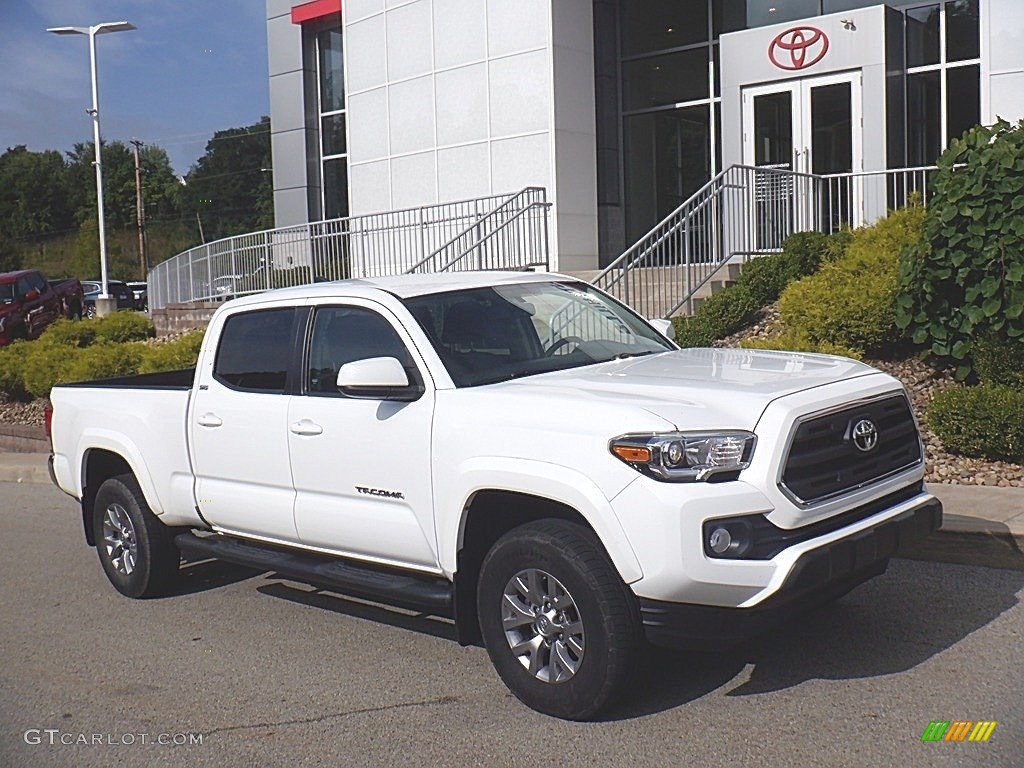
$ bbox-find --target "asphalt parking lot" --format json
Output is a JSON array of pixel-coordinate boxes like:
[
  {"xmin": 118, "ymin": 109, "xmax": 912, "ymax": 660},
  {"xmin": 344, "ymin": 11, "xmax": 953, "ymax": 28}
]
[{"xmin": 1, "ymin": 482, "xmax": 1021, "ymax": 768}]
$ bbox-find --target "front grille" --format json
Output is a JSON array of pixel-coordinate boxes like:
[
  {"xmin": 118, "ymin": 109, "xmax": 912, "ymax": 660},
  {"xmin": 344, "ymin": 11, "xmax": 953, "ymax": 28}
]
[{"xmin": 781, "ymin": 394, "xmax": 922, "ymax": 505}]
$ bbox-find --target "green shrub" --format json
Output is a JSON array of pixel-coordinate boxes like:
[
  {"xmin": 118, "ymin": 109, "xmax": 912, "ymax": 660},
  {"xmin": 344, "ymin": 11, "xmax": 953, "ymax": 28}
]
[
  {"xmin": 66, "ymin": 342, "xmax": 144, "ymax": 384},
  {"xmin": 740, "ymin": 330, "xmax": 859, "ymax": 359},
  {"xmin": 930, "ymin": 384, "xmax": 1024, "ymax": 462},
  {"xmin": 972, "ymin": 331, "xmax": 1024, "ymax": 387},
  {"xmin": 19, "ymin": 339, "xmax": 79, "ymax": 399},
  {"xmin": 671, "ymin": 230, "xmax": 840, "ymax": 347},
  {"xmin": 92, "ymin": 312, "xmax": 154, "ymax": 343},
  {"xmin": 897, "ymin": 119, "xmax": 1024, "ymax": 378},
  {"xmin": 0, "ymin": 342, "xmax": 29, "ymax": 399},
  {"xmin": 774, "ymin": 205, "xmax": 923, "ymax": 357},
  {"xmin": 40, "ymin": 318, "xmax": 96, "ymax": 348},
  {"xmin": 138, "ymin": 331, "xmax": 205, "ymax": 373}
]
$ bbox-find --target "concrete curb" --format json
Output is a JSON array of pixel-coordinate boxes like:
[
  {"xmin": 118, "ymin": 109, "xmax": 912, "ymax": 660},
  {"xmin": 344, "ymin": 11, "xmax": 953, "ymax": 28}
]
[{"xmin": 4, "ymin": 452, "xmax": 1022, "ymax": 569}]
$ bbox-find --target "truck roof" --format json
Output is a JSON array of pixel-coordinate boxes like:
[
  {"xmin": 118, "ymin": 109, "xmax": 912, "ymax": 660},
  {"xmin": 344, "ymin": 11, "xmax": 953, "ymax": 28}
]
[
  {"xmin": 226, "ymin": 270, "xmax": 576, "ymax": 307},
  {"xmin": 0, "ymin": 269, "xmax": 36, "ymax": 284}
]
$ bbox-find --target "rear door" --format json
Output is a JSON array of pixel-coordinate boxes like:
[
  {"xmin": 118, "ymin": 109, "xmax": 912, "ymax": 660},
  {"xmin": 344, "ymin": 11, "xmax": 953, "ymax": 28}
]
[
  {"xmin": 189, "ymin": 306, "xmax": 302, "ymax": 541},
  {"xmin": 287, "ymin": 300, "xmax": 439, "ymax": 570}
]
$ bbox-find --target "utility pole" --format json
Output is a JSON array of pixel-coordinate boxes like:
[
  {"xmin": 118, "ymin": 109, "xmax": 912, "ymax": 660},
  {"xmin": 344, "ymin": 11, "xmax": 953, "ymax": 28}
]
[{"xmin": 129, "ymin": 138, "xmax": 147, "ymax": 278}]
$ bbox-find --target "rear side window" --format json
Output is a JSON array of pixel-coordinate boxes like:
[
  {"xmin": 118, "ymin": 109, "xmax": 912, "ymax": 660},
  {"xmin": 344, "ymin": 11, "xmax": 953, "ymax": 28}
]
[{"xmin": 214, "ymin": 308, "xmax": 295, "ymax": 392}]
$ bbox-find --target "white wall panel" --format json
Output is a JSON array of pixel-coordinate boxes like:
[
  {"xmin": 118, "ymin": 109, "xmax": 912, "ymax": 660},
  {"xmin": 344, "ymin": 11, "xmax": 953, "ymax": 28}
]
[
  {"xmin": 990, "ymin": 73, "xmax": 1024, "ymax": 123},
  {"xmin": 347, "ymin": 87, "xmax": 390, "ymax": 161},
  {"xmin": 388, "ymin": 76, "xmax": 436, "ymax": 154},
  {"xmin": 491, "ymin": 134, "xmax": 551, "ymax": 193},
  {"xmin": 348, "ymin": 160, "xmax": 392, "ymax": 214},
  {"xmin": 486, "ymin": 0, "xmax": 549, "ymax": 57},
  {"xmin": 345, "ymin": 0, "xmax": 384, "ymax": 23},
  {"xmin": 346, "ymin": 14, "xmax": 388, "ymax": 92},
  {"xmin": 489, "ymin": 51, "xmax": 551, "ymax": 136},
  {"xmin": 391, "ymin": 151, "xmax": 439, "ymax": 208},
  {"xmin": 435, "ymin": 64, "xmax": 488, "ymax": 145},
  {"xmin": 387, "ymin": 0, "xmax": 433, "ymax": 81},
  {"xmin": 433, "ymin": 0, "xmax": 487, "ymax": 69},
  {"xmin": 437, "ymin": 142, "xmax": 491, "ymax": 200}
]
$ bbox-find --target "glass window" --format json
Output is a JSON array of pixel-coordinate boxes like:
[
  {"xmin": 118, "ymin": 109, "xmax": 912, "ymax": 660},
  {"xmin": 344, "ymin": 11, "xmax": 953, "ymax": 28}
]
[
  {"xmin": 906, "ymin": 4, "xmax": 940, "ymax": 67},
  {"xmin": 317, "ymin": 28, "xmax": 344, "ymax": 113},
  {"xmin": 907, "ymin": 70, "xmax": 941, "ymax": 165},
  {"xmin": 214, "ymin": 309, "xmax": 295, "ymax": 392},
  {"xmin": 713, "ymin": 0, "xmax": 747, "ymax": 37},
  {"xmin": 745, "ymin": 0, "xmax": 820, "ymax": 28},
  {"xmin": 622, "ymin": 0, "xmax": 709, "ymax": 56},
  {"xmin": 945, "ymin": 0, "xmax": 979, "ymax": 61},
  {"xmin": 753, "ymin": 91, "xmax": 793, "ymax": 168},
  {"xmin": 624, "ymin": 105, "xmax": 711, "ymax": 242},
  {"xmin": 946, "ymin": 65, "xmax": 980, "ymax": 142},
  {"xmin": 321, "ymin": 113, "xmax": 346, "ymax": 157},
  {"xmin": 404, "ymin": 282, "xmax": 672, "ymax": 388},
  {"xmin": 307, "ymin": 306, "xmax": 411, "ymax": 394},
  {"xmin": 623, "ymin": 48, "xmax": 710, "ymax": 110},
  {"xmin": 322, "ymin": 158, "xmax": 349, "ymax": 220}
]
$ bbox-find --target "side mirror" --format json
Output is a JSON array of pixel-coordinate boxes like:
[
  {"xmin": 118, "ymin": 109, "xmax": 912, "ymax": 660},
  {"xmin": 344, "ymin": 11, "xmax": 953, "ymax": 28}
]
[
  {"xmin": 649, "ymin": 318, "xmax": 675, "ymax": 341},
  {"xmin": 23, "ymin": 289, "xmax": 40, "ymax": 302},
  {"xmin": 336, "ymin": 357, "xmax": 423, "ymax": 401}
]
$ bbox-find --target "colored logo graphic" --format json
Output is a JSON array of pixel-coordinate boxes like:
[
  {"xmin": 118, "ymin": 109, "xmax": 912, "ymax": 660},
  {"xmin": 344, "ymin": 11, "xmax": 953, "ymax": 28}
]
[
  {"xmin": 768, "ymin": 26, "xmax": 830, "ymax": 71},
  {"xmin": 920, "ymin": 721, "xmax": 997, "ymax": 742}
]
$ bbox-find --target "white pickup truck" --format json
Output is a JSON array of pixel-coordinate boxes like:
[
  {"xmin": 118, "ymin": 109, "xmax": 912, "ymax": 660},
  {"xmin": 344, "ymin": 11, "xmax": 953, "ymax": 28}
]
[{"xmin": 48, "ymin": 272, "xmax": 941, "ymax": 719}]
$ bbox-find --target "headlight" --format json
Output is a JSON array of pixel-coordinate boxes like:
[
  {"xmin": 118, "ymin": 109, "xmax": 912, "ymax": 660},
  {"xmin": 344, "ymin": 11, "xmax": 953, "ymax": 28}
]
[{"xmin": 609, "ymin": 431, "xmax": 756, "ymax": 482}]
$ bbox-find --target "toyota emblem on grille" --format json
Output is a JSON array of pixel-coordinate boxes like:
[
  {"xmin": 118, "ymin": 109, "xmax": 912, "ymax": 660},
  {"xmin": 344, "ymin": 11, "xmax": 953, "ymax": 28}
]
[{"xmin": 851, "ymin": 419, "xmax": 879, "ymax": 452}]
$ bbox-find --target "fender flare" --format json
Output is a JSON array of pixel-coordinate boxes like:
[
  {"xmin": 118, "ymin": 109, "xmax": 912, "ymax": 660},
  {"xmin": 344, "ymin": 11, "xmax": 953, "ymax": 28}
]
[
  {"xmin": 74, "ymin": 430, "xmax": 165, "ymax": 516},
  {"xmin": 443, "ymin": 457, "xmax": 644, "ymax": 584}
]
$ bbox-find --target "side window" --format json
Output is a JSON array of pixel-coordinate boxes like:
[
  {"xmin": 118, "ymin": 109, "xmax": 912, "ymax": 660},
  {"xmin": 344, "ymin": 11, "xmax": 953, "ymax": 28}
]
[
  {"xmin": 29, "ymin": 273, "xmax": 47, "ymax": 293},
  {"xmin": 214, "ymin": 308, "xmax": 295, "ymax": 392},
  {"xmin": 16, "ymin": 277, "xmax": 32, "ymax": 296},
  {"xmin": 307, "ymin": 306, "xmax": 412, "ymax": 394}
]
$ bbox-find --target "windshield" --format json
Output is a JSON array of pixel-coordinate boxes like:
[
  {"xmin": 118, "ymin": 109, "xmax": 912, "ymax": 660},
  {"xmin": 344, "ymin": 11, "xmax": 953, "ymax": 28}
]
[
  {"xmin": 404, "ymin": 280, "xmax": 674, "ymax": 387},
  {"xmin": 0, "ymin": 283, "xmax": 14, "ymax": 304}
]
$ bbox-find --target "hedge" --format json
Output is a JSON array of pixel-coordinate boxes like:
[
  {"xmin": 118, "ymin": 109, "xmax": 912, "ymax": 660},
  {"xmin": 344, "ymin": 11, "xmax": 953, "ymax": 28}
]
[{"xmin": 929, "ymin": 384, "xmax": 1024, "ymax": 463}]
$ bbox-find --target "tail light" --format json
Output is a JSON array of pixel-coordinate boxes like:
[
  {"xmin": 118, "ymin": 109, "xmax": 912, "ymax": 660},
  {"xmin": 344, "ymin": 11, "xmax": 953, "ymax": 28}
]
[{"xmin": 44, "ymin": 402, "xmax": 53, "ymax": 440}]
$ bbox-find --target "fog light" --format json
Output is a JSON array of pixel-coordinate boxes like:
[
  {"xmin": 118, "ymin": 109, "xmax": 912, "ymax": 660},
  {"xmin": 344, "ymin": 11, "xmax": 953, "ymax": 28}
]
[{"xmin": 708, "ymin": 527, "xmax": 732, "ymax": 555}]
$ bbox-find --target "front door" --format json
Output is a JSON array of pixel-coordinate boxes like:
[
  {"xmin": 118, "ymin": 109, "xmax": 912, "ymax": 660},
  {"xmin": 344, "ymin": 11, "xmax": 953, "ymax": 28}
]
[
  {"xmin": 287, "ymin": 301, "xmax": 439, "ymax": 571},
  {"xmin": 743, "ymin": 72, "xmax": 862, "ymax": 245}
]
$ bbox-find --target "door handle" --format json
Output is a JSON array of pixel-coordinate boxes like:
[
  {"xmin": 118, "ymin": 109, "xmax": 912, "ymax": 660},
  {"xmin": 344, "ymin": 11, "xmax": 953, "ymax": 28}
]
[
  {"xmin": 197, "ymin": 413, "xmax": 223, "ymax": 428},
  {"xmin": 290, "ymin": 419, "xmax": 323, "ymax": 436}
]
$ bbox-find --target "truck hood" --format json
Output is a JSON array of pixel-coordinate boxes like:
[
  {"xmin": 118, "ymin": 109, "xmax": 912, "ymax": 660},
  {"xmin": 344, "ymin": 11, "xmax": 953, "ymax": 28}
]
[{"xmin": 498, "ymin": 348, "xmax": 885, "ymax": 431}]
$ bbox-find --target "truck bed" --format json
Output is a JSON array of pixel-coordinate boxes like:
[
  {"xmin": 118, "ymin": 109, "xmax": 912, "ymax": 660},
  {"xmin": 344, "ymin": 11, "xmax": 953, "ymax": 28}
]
[{"xmin": 57, "ymin": 368, "xmax": 195, "ymax": 390}]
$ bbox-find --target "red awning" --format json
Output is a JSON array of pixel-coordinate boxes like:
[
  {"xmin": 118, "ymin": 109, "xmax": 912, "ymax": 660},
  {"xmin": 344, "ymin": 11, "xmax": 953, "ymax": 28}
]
[{"xmin": 291, "ymin": 0, "xmax": 341, "ymax": 24}]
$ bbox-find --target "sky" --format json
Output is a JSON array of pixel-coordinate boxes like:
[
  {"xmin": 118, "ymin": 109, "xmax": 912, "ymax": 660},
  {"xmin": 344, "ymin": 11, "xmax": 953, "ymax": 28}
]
[{"xmin": 0, "ymin": 0, "xmax": 270, "ymax": 175}]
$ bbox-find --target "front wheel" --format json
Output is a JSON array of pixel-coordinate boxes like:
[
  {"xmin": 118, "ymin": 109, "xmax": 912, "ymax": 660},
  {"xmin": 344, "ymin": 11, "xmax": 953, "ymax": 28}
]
[
  {"xmin": 92, "ymin": 474, "xmax": 181, "ymax": 598},
  {"xmin": 477, "ymin": 519, "xmax": 642, "ymax": 720}
]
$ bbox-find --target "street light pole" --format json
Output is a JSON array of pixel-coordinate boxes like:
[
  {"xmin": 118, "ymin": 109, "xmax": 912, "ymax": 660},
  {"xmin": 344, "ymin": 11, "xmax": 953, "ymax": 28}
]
[{"xmin": 48, "ymin": 21, "xmax": 135, "ymax": 316}]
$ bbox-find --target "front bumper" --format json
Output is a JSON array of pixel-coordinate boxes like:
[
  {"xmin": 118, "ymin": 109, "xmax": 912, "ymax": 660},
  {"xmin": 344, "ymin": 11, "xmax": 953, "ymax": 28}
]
[{"xmin": 638, "ymin": 497, "xmax": 942, "ymax": 648}]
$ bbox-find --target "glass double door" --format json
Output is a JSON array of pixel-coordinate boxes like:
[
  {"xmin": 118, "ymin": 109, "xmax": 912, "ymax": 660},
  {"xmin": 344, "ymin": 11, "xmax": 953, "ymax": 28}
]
[{"xmin": 743, "ymin": 72, "xmax": 862, "ymax": 245}]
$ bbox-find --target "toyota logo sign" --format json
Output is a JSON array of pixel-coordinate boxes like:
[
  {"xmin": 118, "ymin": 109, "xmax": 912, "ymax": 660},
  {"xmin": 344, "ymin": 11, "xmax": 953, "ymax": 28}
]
[{"xmin": 768, "ymin": 26, "xmax": 829, "ymax": 71}]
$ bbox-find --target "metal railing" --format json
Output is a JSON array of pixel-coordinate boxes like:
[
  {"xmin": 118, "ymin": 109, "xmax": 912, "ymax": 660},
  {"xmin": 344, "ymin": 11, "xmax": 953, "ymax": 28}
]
[
  {"xmin": 148, "ymin": 189, "xmax": 550, "ymax": 310},
  {"xmin": 592, "ymin": 164, "xmax": 940, "ymax": 320},
  {"xmin": 406, "ymin": 187, "xmax": 550, "ymax": 274}
]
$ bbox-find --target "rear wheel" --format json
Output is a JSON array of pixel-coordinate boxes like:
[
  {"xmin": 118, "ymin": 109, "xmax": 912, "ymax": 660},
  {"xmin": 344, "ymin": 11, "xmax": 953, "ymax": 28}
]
[
  {"xmin": 92, "ymin": 474, "xmax": 181, "ymax": 598},
  {"xmin": 477, "ymin": 519, "xmax": 642, "ymax": 720}
]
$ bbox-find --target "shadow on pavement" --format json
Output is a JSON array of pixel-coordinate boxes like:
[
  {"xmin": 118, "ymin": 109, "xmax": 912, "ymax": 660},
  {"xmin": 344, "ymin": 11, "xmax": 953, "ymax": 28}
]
[
  {"xmin": 165, "ymin": 555, "xmax": 264, "ymax": 596},
  {"xmin": 601, "ymin": 558, "xmax": 1024, "ymax": 721},
  {"xmin": 257, "ymin": 580, "xmax": 459, "ymax": 642}
]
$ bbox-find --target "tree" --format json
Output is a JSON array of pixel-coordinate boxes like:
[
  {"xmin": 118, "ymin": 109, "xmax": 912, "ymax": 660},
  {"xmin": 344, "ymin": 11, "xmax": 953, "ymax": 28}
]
[
  {"xmin": 0, "ymin": 146, "xmax": 74, "ymax": 240},
  {"xmin": 184, "ymin": 117, "xmax": 272, "ymax": 242},
  {"xmin": 65, "ymin": 140, "xmax": 138, "ymax": 230}
]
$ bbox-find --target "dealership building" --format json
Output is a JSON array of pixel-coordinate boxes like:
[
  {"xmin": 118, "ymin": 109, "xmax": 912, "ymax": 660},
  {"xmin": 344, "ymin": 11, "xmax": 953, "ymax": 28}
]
[{"xmin": 264, "ymin": 0, "xmax": 1024, "ymax": 272}]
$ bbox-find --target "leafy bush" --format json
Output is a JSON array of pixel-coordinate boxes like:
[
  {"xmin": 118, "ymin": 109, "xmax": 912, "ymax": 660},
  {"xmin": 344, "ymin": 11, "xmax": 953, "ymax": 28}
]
[
  {"xmin": 897, "ymin": 119, "xmax": 1024, "ymax": 378},
  {"xmin": 739, "ymin": 330, "xmax": 860, "ymax": 359},
  {"xmin": 67, "ymin": 342, "xmax": 144, "ymax": 384},
  {"xmin": 41, "ymin": 318, "xmax": 96, "ymax": 348},
  {"xmin": 0, "ymin": 342, "xmax": 29, "ymax": 399},
  {"xmin": 19, "ymin": 339, "xmax": 79, "ymax": 399},
  {"xmin": 138, "ymin": 331, "xmax": 205, "ymax": 373},
  {"xmin": 91, "ymin": 312, "xmax": 155, "ymax": 343},
  {"xmin": 930, "ymin": 384, "xmax": 1024, "ymax": 462},
  {"xmin": 772, "ymin": 205, "xmax": 923, "ymax": 357},
  {"xmin": 971, "ymin": 331, "xmax": 1024, "ymax": 388},
  {"xmin": 672, "ymin": 230, "xmax": 842, "ymax": 347}
]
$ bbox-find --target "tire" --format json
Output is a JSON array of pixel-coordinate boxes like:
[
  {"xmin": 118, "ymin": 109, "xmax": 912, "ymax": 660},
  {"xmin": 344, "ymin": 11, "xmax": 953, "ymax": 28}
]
[
  {"xmin": 92, "ymin": 474, "xmax": 181, "ymax": 598},
  {"xmin": 477, "ymin": 519, "xmax": 642, "ymax": 720},
  {"xmin": 85, "ymin": 303, "xmax": 96, "ymax": 319}
]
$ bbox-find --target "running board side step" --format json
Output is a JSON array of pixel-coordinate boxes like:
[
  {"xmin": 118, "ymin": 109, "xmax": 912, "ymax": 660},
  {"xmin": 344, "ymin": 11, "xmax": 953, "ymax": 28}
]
[{"xmin": 174, "ymin": 532, "xmax": 453, "ymax": 616}]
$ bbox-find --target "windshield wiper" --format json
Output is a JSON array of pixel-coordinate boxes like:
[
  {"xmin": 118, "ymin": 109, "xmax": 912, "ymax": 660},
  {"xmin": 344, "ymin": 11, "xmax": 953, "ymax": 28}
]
[{"xmin": 612, "ymin": 350, "xmax": 660, "ymax": 361}]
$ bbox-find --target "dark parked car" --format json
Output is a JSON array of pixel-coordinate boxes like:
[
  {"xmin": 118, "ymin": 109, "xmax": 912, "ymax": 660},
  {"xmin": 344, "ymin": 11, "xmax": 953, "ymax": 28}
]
[
  {"xmin": 82, "ymin": 280, "xmax": 135, "ymax": 317},
  {"xmin": 126, "ymin": 281, "xmax": 148, "ymax": 311}
]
